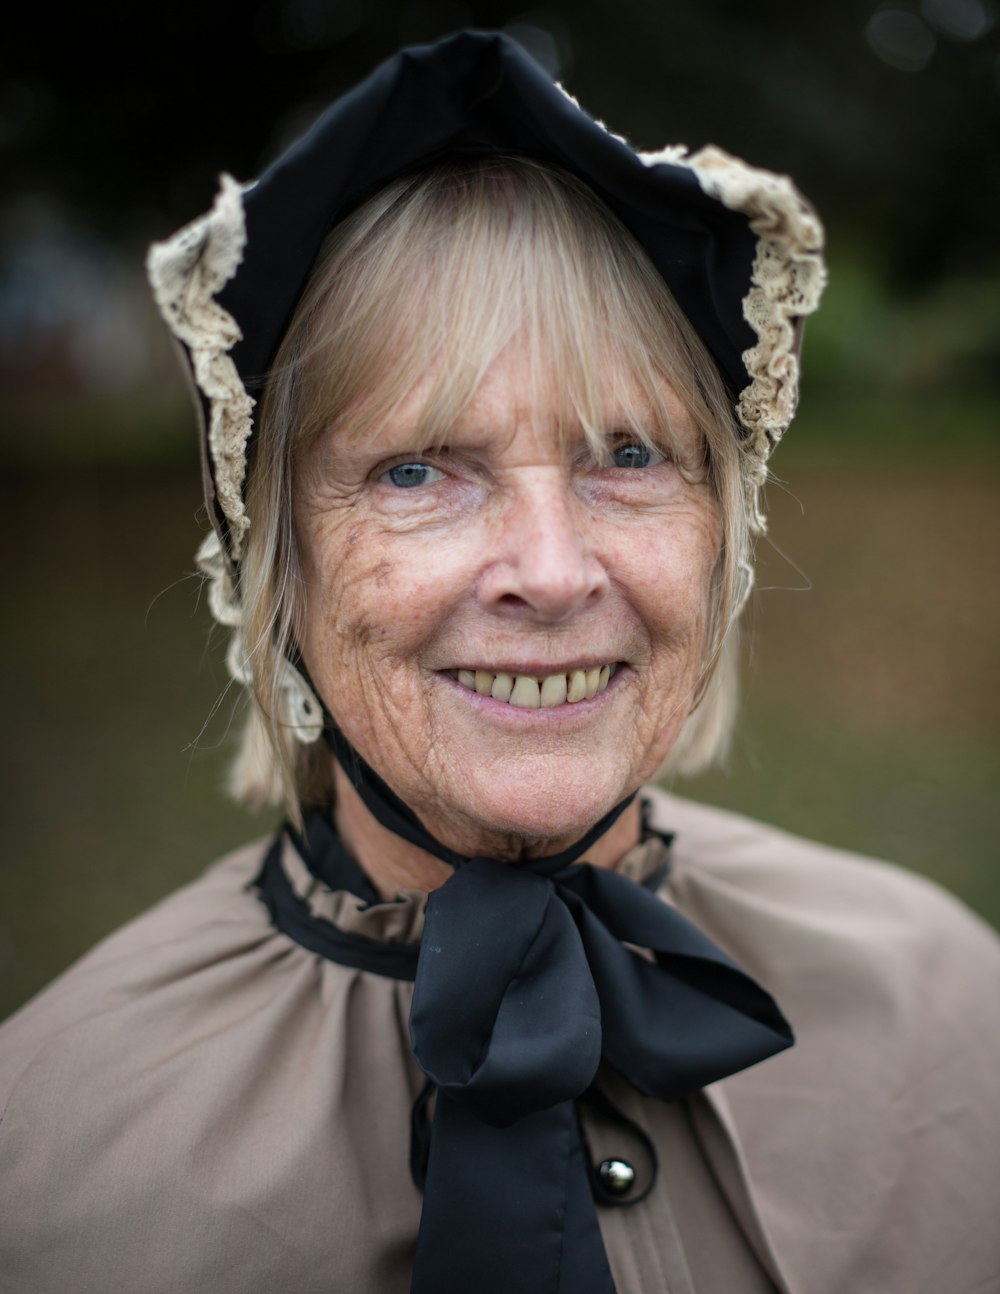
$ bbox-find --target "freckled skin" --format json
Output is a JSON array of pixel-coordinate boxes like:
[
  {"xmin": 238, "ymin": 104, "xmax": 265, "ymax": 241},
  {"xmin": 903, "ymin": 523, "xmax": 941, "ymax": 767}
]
[{"xmin": 295, "ymin": 350, "xmax": 722, "ymax": 865}]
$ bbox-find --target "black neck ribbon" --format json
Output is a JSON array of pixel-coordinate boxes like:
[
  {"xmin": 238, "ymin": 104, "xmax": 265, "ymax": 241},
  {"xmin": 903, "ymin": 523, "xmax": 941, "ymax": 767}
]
[{"xmin": 264, "ymin": 727, "xmax": 794, "ymax": 1294}]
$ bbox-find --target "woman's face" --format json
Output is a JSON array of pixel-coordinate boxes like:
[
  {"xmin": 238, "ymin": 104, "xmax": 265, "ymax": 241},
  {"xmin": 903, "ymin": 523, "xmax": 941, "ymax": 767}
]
[{"xmin": 295, "ymin": 347, "xmax": 722, "ymax": 858}]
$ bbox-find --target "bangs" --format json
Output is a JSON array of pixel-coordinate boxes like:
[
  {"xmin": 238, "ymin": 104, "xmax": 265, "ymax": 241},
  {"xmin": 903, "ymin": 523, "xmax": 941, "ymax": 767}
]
[{"xmin": 281, "ymin": 157, "xmax": 731, "ymax": 476}]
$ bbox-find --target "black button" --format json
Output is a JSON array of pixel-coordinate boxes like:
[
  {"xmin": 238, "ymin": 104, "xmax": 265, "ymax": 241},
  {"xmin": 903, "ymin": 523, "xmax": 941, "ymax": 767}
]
[{"xmin": 597, "ymin": 1158, "xmax": 636, "ymax": 1197}]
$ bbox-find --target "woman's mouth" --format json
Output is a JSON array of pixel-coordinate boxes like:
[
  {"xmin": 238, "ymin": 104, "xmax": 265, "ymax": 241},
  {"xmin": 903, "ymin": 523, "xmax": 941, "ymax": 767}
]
[{"xmin": 448, "ymin": 663, "xmax": 620, "ymax": 708}]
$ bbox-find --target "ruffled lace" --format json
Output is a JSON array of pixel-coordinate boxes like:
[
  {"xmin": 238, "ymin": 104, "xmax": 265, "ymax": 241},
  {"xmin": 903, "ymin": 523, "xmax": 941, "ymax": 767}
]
[
  {"xmin": 146, "ymin": 175, "xmax": 255, "ymax": 560},
  {"xmin": 194, "ymin": 530, "xmax": 324, "ymax": 745},
  {"xmin": 195, "ymin": 530, "xmax": 242, "ymax": 627},
  {"xmin": 640, "ymin": 146, "xmax": 827, "ymax": 455},
  {"xmin": 639, "ymin": 144, "xmax": 826, "ymax": 531}
]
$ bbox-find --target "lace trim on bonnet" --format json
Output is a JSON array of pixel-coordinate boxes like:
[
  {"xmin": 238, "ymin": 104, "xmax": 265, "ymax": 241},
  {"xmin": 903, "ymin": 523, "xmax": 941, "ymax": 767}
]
[
  {"xmin": 640, "ymin": 143, "xmax": 827, "ymax": 527},
  {"xmin": 146, "ymin": 180, "xmax": 325, "ymax": 744},
  {"xmin": 195, "ymin": 527, "xmax": 324, "ymax": 744},
  {"xmin": 145, "ymin": 145, "xmax": 825, "ymax": 740},
  {"xmin": 146, "ymin": 174, "xmax": 254, "ymax": 564}
]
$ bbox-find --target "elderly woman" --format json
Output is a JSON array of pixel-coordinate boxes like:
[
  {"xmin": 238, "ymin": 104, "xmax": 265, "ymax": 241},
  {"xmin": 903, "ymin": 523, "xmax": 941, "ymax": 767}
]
[{"xmin": 1, "ymin": 31, "xmax": 997, "ymax": 1294}]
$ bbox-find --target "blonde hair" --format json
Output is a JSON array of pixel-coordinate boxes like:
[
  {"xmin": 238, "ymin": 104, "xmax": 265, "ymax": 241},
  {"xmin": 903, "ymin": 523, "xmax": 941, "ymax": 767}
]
[{"xmin": 229, "ymin": 156, "xmax": 750, "ymax": 819}]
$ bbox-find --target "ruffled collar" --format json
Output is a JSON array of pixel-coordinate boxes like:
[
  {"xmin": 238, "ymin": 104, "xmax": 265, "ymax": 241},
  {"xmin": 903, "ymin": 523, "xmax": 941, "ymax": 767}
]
[{"xmin": 277, "ymin": 799, "xmax": 674, "ymax": 949}]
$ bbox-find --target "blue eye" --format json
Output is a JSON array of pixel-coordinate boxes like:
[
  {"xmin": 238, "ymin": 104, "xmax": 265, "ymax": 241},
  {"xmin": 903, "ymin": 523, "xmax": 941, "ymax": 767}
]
[
  {"xmin": 610, "ymin": 442, "xmax": 661, "ymax": 469},
  {"xmin": 381, "ymin": 462, "xmax": 445, "ymax": 488}
]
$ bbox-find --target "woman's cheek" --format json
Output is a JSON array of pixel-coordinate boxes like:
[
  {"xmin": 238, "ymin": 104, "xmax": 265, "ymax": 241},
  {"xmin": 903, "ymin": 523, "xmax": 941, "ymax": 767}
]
[{"xmin": 319, "ymin": 540, "xmax": 443, "ymax": 667}]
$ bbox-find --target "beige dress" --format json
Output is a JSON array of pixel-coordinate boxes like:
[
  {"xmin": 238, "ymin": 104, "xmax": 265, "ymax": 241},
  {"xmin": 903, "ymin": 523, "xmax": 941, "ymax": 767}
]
[{"xmin": 1, "ymin": 788, "xmax": 998, "ymax": 1294}]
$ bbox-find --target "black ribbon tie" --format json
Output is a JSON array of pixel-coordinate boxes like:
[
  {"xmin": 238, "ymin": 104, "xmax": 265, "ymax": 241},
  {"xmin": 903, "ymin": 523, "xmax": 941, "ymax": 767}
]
[{"xmin": 407, "ymin": 850, "xmax": 793, "ymax": 1294}]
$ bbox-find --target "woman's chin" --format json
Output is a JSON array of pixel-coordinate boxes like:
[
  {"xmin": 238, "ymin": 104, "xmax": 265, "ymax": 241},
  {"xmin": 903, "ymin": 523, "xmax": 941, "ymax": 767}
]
[{"xmin": 433, "ymin": 767, "xmax": 634, "ymax": 856}]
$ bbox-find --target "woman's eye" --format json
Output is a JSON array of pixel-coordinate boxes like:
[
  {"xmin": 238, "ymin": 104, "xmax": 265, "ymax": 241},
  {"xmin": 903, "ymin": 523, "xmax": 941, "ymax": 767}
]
[
  {"xmin": 609, "ymin": 442, "xmax": 663, "ymax": 469},
  {"xmin": 380, "ymin": 462, "xmax": 446, "ymax": 488}
]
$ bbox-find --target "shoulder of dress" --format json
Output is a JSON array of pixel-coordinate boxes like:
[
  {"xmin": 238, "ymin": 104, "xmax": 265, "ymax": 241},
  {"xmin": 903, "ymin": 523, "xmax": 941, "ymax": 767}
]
[
  {"xmin": 51, "ymin": 832, "xmax": 275, "ymax": 969},
  {"xmin": 0, "ymin": 835, "xmax": 276, "ymax": 1079},
  {"xmin": 646, "ymin": 786, "xmax": 1000, "ymax": 1294},
  {"xmin": 0, "ymin": 831, "xmax": 420, "ymax": 1288},
  {"xmin": 645, "ymin": 784, "xmax": 997, "ymax": 953},
  {"xmin": 644, "ymin": 784, "xmax": 1000, "ymax": 1048}
]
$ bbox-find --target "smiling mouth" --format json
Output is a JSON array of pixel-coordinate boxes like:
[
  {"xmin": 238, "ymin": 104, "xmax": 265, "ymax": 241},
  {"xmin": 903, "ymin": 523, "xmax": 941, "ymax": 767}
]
[{"xmin": 448, "ymin": 663, "xmax": 620, "ymax": 708}]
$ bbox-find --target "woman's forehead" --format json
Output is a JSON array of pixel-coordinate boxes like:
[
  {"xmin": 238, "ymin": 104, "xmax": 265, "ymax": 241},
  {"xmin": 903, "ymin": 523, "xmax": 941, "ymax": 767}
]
[{"xmin": 328, "ymin": 342, "xmax": 697, "ymax": 456}]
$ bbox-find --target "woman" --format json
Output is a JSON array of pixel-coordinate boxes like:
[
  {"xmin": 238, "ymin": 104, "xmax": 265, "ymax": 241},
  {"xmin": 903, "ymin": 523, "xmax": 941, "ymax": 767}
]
[{"xmin": 1, "ymin": 31, "xmax": 997, "ymax": 1294}]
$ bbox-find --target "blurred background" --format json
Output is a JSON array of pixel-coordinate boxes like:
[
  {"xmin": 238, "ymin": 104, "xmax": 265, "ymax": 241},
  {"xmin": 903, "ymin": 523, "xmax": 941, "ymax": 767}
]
[{"xmin": 2, "ymin": 0, "xmax": 998, "ymax": 1021}]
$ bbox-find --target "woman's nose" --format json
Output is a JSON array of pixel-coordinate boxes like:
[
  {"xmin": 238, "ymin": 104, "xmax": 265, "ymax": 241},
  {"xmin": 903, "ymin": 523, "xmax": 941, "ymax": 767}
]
[{"xmin": 477, "ymin": 472, "xmax": 609, "ymax": 622}]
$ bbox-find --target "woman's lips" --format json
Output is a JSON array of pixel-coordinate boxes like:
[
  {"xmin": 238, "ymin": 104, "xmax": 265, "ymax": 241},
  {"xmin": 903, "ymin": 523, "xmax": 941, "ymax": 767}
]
[{"xmin": 448, "ymin": 663, "xmax": 620, "ymax": 708}]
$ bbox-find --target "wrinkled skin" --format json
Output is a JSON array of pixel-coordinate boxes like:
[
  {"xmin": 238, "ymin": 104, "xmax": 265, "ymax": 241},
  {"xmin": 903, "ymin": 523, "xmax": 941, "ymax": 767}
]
[{"xmin": 295, "ymin": 348, "xmax": 722, "ymax": 873}]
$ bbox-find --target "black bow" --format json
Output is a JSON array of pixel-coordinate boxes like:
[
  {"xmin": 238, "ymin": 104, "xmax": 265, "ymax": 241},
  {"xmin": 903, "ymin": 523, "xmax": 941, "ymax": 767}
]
[{"xmin": 408, "ymin": 853, "xmax": 792, "ymax": 1294}]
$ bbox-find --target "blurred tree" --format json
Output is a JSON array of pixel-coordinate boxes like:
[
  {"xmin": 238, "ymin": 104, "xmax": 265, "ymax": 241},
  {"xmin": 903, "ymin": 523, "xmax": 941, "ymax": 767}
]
[{"xmin": 4, "ymin": 0, "xmax": 998, "ymax": 287}]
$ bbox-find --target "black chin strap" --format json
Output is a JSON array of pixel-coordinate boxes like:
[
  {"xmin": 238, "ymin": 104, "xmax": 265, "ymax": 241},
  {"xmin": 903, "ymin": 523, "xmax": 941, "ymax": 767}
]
[{"xmin": 322, "ymin": 723, "xmax": 639, "ymax": 873}]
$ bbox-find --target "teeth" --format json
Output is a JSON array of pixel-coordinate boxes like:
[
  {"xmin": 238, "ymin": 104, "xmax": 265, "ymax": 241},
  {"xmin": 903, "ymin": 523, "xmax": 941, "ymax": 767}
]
[
  {"xmin": 540, "ymin": 674, "xmax": 567, "ymax": 708},
  {"xmin": 510, "ymin": 676, "xmax": 541, "ymax": 708},
  {"xmin": 567, "ymin": 669, "xmax": 587, "ymax": 703},
  {"xmin": 454, "ymin": 664, "xmax": 619, "ymax": 707},
  {"xmin": 491, "ymin": 672, "xmax": 514, "ymax": 702}
]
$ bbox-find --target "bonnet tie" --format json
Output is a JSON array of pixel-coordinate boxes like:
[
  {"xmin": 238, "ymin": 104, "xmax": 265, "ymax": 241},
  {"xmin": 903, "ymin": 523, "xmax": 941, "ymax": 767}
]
[{"xmin": 310, "ymin": 728, "xmax": 795, "ymax": 1294}]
